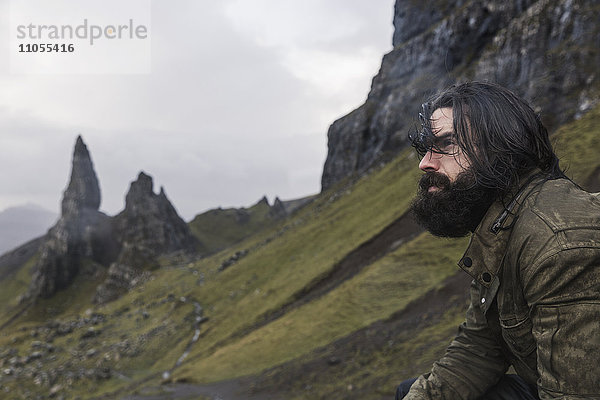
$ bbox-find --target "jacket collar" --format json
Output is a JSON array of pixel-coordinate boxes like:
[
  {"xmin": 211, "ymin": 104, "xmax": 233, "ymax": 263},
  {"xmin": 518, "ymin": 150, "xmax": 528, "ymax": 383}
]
[{"xmin": 457, "ymin": 169, "xmax": 547, "ymax": 288}]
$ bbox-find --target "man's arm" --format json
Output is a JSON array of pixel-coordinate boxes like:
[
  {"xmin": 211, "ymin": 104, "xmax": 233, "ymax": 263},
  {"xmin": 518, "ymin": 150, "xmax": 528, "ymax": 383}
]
[
  {"xmin": 524, "ymin": 248, "xmax": 600, "ymax": 399},
  {"xmin": 405, "ymin": 280, "xmax": 509, "ymax": 399}
]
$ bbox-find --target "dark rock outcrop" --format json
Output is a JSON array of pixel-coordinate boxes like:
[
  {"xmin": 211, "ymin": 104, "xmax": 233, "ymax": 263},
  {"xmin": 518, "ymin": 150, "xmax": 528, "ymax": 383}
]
[
  {"xmin": 23, "ymin": 137, "xmax": 199, "ymax": 303},
  {"xmin": 116, "ymin": 172, "xmax": 197, "ymax": 256},
  {"xmin": 93, "ymin": 172, "xmax": 198, "ymax": 303},
  {"xmin": 93, "ymin": 261, "xmax": 148, "ymax": 304},
  {"xmin": 218, "ymin": 249, "xmax": 249, "ymax": 272},
  {"xmin": 24, "ymin": 136, "xmax": 117, "ymax": 301},
  {"xmin": 268, "ymin": 197, "xmax": 287, "ymax": 219},
  {"xmin": 61, "ymin": 137, "xmax": 101, "ymax": 215},
  {"xmin": 321, "ymin": 0, "xmax": 600, "ymax": 190}
]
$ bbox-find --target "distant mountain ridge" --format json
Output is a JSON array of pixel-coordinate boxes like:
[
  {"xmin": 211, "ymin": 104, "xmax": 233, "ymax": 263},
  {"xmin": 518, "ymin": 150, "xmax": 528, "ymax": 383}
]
[
  {"xmin": 189, "ymin": 194, "xmax": 316, "ymax": 256},
  {"xmin": 0, "ymin": 204, "xmax": 57, "ymax": 256}
]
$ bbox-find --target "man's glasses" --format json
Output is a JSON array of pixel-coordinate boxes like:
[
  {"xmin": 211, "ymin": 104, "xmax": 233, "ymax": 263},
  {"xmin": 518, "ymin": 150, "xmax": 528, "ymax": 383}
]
[{"xmin": 409, "ymin": 103, "xmax": 459, "ymax": 159}]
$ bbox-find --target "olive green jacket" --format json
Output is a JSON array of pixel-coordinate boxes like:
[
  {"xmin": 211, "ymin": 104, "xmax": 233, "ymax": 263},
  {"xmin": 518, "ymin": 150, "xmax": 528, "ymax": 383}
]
[{"xmin": 406, "ymin": 174, "xmax": 600, "ymax": 399}]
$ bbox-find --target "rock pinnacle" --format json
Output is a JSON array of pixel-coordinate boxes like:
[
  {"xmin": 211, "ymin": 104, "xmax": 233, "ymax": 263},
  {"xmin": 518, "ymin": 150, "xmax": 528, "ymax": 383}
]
[{"xmin": 61, "ymin": 135, "xmax": 101, "ymax": 215}]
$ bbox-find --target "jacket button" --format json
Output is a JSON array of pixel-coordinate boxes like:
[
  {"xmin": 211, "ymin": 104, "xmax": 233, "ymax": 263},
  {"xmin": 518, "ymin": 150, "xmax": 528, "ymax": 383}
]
[
  {"xmin": 482, "ymin": 272, "xmax": 492, "ymax": 283},
  {"xmin": 462, "ymin": 257, "xmax": 472, "ymax": 267}
]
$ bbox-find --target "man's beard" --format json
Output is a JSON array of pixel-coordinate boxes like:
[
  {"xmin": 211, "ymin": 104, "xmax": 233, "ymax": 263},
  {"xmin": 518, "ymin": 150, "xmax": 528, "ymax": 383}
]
[{"xmin": 410, "ymin": 170, "xmax": 498, "ymax": 237}]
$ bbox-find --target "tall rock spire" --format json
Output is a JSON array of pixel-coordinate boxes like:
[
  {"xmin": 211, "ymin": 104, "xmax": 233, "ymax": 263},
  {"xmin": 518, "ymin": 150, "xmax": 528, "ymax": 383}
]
[
  {"xmin": 23, "ymin": 138, "xmax": 199, "ymax": 304},
  {"xmin": 61, "ymin": 135, "xmax": 101, "ymax": 215},
  {"xmin": 23, "ymin": 136, "xmax": 115, "ymax": 301}
]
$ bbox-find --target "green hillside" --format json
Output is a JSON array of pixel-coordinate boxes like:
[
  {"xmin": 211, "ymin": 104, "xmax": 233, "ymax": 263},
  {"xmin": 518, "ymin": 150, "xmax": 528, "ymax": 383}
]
[
  {"xmin": 0, "ymin": 104, "xmax": 599, "ymax": 399},
  {"xmin": 554, "ymin": 104, "xmax": 600, "ymax": 190},
  {"xmin": 188, "ymin": 197, "xmax": 276, "ymax": 255}
]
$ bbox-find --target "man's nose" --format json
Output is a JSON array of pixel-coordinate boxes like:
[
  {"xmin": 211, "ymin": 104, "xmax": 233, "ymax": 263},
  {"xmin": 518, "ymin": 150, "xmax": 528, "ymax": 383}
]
[{"xmin": 419, "ymin": 152, "xmax": 439, "ymax": 172}]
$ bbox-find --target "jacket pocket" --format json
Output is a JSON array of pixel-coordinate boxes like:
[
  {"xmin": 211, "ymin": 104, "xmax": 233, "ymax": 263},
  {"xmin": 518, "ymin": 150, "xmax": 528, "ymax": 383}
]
[
  {"xmin": 533, "ymin": 304, "xmax": 600, "ymax": 395},
  {"xmin": 500, "ymin": 315, "xmax": 536, "ymax": 358}
]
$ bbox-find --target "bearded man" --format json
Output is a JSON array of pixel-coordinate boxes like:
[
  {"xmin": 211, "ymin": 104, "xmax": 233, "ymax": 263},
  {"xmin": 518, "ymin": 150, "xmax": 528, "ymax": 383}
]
[{"xmin": 396, "ymin": 82, "xmax": 600, "ymax": 399}]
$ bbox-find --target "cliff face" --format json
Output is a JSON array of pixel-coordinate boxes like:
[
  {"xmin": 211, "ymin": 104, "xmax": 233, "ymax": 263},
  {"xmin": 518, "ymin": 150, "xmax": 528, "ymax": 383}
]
[
  {"xmin": 321, "ymin": 0, "xmax": 600, "ymax": 190},
  {"xmin": 23, "ymin": 138, "xmax": 198, "ymax": 303}
]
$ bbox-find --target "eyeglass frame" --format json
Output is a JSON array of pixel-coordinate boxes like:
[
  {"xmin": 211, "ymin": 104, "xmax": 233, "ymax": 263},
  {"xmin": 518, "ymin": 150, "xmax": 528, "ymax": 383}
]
[{"xmin": 408, "ymin": 102, "xmax": 460, "ymax": 159}]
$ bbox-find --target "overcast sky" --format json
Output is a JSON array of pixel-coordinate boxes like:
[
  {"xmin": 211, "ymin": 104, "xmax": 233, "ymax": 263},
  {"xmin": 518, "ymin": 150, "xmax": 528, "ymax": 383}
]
[{"xmin": 0, "ymin": 0, "xmax": 394, "ymax": 221}]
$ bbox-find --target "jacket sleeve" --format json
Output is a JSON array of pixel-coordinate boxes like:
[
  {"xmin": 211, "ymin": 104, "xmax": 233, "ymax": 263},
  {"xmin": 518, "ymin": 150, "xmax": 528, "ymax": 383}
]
[
  {"xmin": 405, "ymin": 280, "xmax": 509, "ymax": 400},
  {"xmin": 523, "ymin": 247, "xmax": 600, "ymax": 399}
]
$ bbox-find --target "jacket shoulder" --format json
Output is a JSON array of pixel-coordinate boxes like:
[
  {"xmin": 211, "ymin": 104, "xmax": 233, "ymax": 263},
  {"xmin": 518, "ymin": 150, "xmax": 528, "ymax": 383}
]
[
  {"xmin": 509, "ymin": 179, "xmax": 600, "ymax": 268},
  {"xmin": 528, "ymin": 179, "xmax": 600, "ymax": 234}
]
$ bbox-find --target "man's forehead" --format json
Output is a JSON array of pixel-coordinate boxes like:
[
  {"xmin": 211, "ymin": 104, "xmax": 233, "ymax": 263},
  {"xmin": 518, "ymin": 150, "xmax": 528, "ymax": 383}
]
[{"xmin": 430, "ymin": 107, "xmax": 454, "ymax": 134}]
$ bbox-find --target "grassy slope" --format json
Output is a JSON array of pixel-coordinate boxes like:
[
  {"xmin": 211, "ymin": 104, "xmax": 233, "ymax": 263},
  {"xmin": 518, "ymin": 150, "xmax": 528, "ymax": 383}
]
[
  {"xmin": 0, "ymin": 148, "xmax": 423, "ymax": 399},
  {"xmin": 0, "ymin": 255, "xmax": 38, "ymax": 327},
  {"xmin": 554, "ymin": 104, "xmax": 600, "ymax": 187},
  {"xmin": 173, "ymin": 104, "xmax": 600, "ymax": 388},
  {"xmin": 172, "ymin": 149, "xmax": 425, "ymax": 381},
  {"xmin": 276, "ymin": 301, "xmax": 468, "ymax": 400},
  {"xmin": 261, "ymin": 103, "xmax": 600, "ymax": 398},
  {"xmin": 188, "ymin": 198, "xmax": 276, "ymax": 255},
  {"xmin": 177, "ymin": 233, "xmax": 468, "ymax": 383},
  {"xmin": 0, "ymin": 105, "xmax": 599, "ymax": 399}
]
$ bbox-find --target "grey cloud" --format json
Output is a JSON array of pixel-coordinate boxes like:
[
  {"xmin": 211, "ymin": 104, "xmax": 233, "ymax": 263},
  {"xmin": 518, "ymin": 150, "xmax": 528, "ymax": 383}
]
[{"xmin": 0, "ymin": 0, "xmax": 393, "ymax": 222}]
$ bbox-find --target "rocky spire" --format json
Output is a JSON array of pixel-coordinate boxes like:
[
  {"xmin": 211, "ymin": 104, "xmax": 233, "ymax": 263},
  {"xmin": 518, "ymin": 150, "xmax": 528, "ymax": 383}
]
[
  {"xmin": 23, "ymin": 136, "xmax": 204, "ymax": 304},
  {"xmin": 61, "ymin": 135, "xmax": 101, "ymax": 216},
  {"xmin": 268, "ymin": 196, "xmax": 287, "ymax": 219},
  {"xmin": 124, "ymin": 171, "xmax": 154, "ymax": 211},
  {"xmin": 93, "ymin": 172, "xmax": 198, "ymax": 303},
  {"xmin": 24, "ymin": 136, "xmax": 114, "ymax": 302},
  {"xmin": 117, "ymin": 171, "xmax": 198, "ymax": 255}
]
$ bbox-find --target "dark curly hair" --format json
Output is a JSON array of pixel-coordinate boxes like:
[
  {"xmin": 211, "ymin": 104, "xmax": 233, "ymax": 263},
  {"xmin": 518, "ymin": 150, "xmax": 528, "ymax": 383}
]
[{"xmin": 410, "ymin": 81, "xmax": 564, "ymax": 194}]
